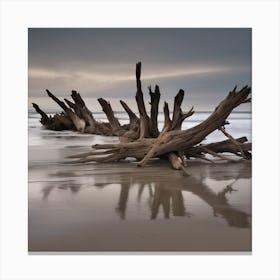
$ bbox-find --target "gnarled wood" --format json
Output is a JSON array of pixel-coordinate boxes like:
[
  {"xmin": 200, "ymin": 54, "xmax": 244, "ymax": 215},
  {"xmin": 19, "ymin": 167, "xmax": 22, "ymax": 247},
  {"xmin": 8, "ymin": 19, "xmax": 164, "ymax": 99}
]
[
  {"xmin": 32, "ymin": 102, "xmax": 74, "ymax": 131},
  {"xmin": 98, "ymin": 98, "xmax": 125, "ymax": 136},
  {"xmin": 120, "ymin": 100, "xmax": 139, "ymax": 128},
  {"xmin": 135, "ymin": 62, "xmax": 150, "ymax": 139},
  {"xmin": 70, "ymin": 90, "xmax": 101, "ymax": 134},
  {"xmin": 186, "ymin": 137, "xmax": 251, "ymax": 157},
  {"xmin": 119, "ymin": 100, "xmax": 140, "ymax": 142},
  {"xmin": 46, "ymin": 89, "xmax": 86, "ymax": 132},
  {"xmin": 219, "ymin": 126, "xmax": 247, "ymax": 158},
  {"xmin": 148, "ymin": 85, "xmax": 160, "ymax": 137},
  {"xmin": 31, "ymin": 62, "xmax": 251, "ymax": 173},
  {"xmin": 32, "ymin": 103, "xmax": 50, "ymax": 125},
  {"xmin": 72, "ymin": 85, "xmax": 251, "ymax": 168}
]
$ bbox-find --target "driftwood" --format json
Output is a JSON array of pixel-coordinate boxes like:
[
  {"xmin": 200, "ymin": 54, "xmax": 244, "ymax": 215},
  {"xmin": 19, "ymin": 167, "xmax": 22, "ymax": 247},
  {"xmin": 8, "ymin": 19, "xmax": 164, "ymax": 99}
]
[
  {"xmin": 69, "ymin": 62, "xmax": 251, "ymax": 173},
  {"xmin": 32, "ymin": 61, "xmax": 251, "ymax": 172},
  {"xmin": 33, "ymin": 90, "xmax": 117, "ymax": 135},
  {"xmin": 32, "ymin": 102, "xmax": 74, "ymax": 131}
]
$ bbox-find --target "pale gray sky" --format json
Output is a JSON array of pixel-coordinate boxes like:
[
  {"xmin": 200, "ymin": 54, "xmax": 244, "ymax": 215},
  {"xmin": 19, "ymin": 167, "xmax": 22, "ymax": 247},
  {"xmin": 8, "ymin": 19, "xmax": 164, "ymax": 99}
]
[{"xmin": 28, "ymin": 28, "xmax": 251, "ymax": 111}]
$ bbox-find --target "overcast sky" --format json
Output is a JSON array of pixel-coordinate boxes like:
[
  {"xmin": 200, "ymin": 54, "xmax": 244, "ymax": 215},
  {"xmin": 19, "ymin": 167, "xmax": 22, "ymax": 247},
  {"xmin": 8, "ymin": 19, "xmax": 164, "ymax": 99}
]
[{"xmin": 28, "ymin": 28, "xmax": 251, "ymax": 111}]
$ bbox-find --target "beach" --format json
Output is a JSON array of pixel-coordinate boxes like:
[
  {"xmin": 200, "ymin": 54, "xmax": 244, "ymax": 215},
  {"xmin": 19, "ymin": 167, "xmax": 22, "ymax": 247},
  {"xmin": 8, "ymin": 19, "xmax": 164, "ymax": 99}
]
[{"xmin": 28, "ymin": 111, "xmax": 251, "ymax": 252}]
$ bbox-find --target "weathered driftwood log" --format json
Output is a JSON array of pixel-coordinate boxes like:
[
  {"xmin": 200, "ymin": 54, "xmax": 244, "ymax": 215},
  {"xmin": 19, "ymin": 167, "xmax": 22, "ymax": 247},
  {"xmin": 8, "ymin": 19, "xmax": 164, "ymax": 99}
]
[
  {"xmin": 31, "ymin": 61, "xmax": 251, "ymax": 172},
  {"xmin": 186, "ymin": 137, "xmax": 251, "ymax": 160},
  {"xmin": 141, "ymin": 88, "xmax": 194, "ymax": 172},
  {"xmin": 119, "ymin": 100, "xmax": 140, "ymax": 142},
  {"xmin": 69, "ymin": 136, "xmax": 251, "ymax": 163},
  {"xmin": 97, "ymin": 98, "xmax": 133, "ymax": 138},
  {"xmin": 32, "ymin": 103, "xmax": 50, "ymax": 125},
  {"xmin": 67, "ymin": 91, "xmax": 113, "ymax": 135},
  {"xmin": 32, "ymin": 103, "xmax": 74, "ymax": 131},
  {"xmin": 148, "ymin": 85, "xmax": 160, "ymax": 137},
  {"xmin": 98, "ymin": 98, "xmax": 124, "ymax": 135},
  {"xmin": 65, "ymin": 90, "xmax": 96, "ymax": 132},
  {"xmin": 70, "ymin": 62, "xmax": 251, "ymax": 173},
  {"xmin": 46, "ymin": 89, "xmax": 86, "ymax": 132},
  {"xmin": 33, "ymin": 89, "xmax": 127, "ymax": 136},
  {"xmin": 134, "ymin": 62, "xmax": 167, "ymax": 139},
  {"xmin": 135, "ymin": 62, "xmax": 150, "ymax": 139}
]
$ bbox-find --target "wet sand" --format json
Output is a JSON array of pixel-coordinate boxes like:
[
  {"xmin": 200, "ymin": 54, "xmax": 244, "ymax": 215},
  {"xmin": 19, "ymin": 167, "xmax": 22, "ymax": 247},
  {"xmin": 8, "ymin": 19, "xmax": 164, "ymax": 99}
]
[
  {"xmin": 28, "ymin": 144, "xmax": 251, "ymax": 252},
  {"xmin": 30, "ymin": 219, "xmax": 250, "ymax": 252}
]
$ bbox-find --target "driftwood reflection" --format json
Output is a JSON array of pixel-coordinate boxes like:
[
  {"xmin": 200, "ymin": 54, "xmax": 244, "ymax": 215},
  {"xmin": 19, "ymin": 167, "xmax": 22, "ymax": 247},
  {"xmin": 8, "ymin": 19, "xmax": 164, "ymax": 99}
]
[
  {"xmin": 113, "ymin": 161, "xmax": 250, "ymax": 227},
  {"xmin": 42, "ymin": 181, "xmax": 81, "ymax": 200},
  {"xmin": 150, "ymin": 187, "xmax": 186, "ymax": 219},
  {"xmin": 42, "ymin": 185, "xmax": 55, "ymax": 200},
  {"xmin": 42, "ymin": 161, "xmax": 251, "ymax": 228},
  {"xmin": 182, "ymin": 177, "xmax": 249, "ymax": 227},
  {"xmin": 115, "ymin": 183, "xmax": 130, "ymax": 219}
]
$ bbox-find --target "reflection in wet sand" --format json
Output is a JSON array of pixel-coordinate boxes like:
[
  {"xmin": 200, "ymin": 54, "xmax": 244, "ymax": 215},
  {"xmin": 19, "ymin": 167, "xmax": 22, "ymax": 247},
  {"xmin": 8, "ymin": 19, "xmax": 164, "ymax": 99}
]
[
  {"xmin": 39, "ymin": 160, "xmax": 250, "ymax": 228},
  {"xmin": 116, "ymin": 183, "xmax": 130, "ymax": 219},
  {"xmin": 42, "ymin": 182, "xmax": 81, "ymax": 200},
  {"xmin": 150, "ymin": 187, "xmax": 186, "ymax": 219}
]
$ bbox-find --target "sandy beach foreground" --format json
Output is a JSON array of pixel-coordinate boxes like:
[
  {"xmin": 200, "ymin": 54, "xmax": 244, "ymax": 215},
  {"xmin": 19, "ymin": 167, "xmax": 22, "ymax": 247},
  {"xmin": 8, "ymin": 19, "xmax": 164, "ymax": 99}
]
[{"xmin": 29, "ymin": 143, "xmax": 251, "ymax": 252}]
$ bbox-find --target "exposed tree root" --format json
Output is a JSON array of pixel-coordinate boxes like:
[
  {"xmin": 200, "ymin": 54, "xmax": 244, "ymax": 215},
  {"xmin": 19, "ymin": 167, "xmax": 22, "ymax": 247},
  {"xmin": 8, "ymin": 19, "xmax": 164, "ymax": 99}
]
[{"xmin": 32, "ymin": 62, "xmax": 251, "ymax": 172}]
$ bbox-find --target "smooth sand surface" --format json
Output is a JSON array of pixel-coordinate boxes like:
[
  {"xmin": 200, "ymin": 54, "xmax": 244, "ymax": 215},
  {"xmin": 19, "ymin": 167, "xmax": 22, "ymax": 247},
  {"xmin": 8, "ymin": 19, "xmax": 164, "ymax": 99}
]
[
  {"xmin": 30, "ymin": 219, "xmax": 251, "ymax": 252},
  {"xmin": 29, "ymin": 144, "xmax": 251, "ymax": 252}
]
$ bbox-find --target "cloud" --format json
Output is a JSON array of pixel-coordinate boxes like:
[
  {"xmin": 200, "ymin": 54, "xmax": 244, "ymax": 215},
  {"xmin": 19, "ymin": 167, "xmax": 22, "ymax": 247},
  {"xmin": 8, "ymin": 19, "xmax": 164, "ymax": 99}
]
[
  {"xmin": 28, "ymin": 63, "xmax": 248, "ymax": 96},
  {"xmin": 28, "ymin": 29, "xmax": 251, "ymax": 111}
]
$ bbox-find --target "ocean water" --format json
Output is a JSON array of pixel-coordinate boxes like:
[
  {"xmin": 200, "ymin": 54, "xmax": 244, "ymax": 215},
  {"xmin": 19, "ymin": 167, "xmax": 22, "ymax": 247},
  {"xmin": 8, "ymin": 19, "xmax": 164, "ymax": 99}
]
[{"xmin": 28, "ymin": 110, "xmax": 251, "ymax": 147}]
